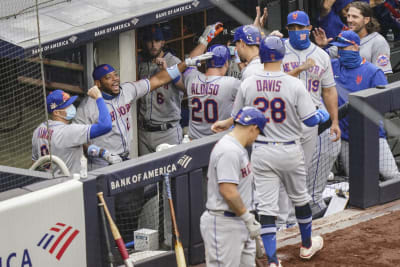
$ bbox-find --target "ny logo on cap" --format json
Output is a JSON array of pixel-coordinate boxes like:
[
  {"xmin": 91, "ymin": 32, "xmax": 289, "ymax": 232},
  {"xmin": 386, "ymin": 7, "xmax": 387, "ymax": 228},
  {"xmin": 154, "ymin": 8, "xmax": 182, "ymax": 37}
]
[
  {"xmin": 103, "ymin": 65, "xmax": 109, "ymax": 71},
  {"xmin": 292, "ymin": 12, "xmax": 298, "ymax": 20}
]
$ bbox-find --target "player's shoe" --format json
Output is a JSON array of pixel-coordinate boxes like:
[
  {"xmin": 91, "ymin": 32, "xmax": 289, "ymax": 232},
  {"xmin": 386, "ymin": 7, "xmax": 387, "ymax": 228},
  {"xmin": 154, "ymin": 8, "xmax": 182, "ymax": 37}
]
[
  {"xmin": 269, "ymin": 260, "xmax": 282, "ymax": 267},
  {"xmin": 300, "ymin": 235, "xmax": 324, "ymax": 260}
]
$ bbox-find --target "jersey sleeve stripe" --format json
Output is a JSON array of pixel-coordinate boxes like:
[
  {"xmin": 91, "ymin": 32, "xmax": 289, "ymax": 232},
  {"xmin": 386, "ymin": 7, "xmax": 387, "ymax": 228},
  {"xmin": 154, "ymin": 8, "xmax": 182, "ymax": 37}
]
[
  {"xmin": 87, "ymin": 126, "xmax": 92, "ymax": 142},
  {"xmin": 144, "ymin": 79, "xmax": 150, "ymax": 94},
  {"xmin": 218, "ymin": 179, "xmax": 239, "ymax": 184}
]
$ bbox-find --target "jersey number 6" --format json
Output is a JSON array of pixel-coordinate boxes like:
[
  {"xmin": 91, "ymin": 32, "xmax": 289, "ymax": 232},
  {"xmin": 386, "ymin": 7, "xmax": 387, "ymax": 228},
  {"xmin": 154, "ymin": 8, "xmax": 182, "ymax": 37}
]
[{"xmin": 253, "ymin": 97, "xmax": 286, "ymax": 123}]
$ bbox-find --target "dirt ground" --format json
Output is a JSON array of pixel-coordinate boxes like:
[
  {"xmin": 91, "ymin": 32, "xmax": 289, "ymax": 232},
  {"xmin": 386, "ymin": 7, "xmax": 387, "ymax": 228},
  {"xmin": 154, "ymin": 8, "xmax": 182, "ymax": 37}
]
[{"xmin": 278, "ymin": 210, "xmax": 400, "ymax": 267}]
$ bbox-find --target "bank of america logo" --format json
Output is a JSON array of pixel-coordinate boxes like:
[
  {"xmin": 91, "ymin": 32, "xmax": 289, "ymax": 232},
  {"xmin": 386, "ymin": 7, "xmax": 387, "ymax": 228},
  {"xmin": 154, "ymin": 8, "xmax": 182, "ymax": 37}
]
[{"xmin": 37, "ymin": 222, "xmax": 80, "ymax": 261}]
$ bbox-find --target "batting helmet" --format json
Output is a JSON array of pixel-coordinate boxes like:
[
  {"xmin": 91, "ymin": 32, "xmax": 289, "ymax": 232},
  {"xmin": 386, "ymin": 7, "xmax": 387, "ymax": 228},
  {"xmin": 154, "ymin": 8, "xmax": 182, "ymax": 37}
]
[
  {"xmin": 234, "ymin": 106, "xmax": 267, "ymax": 132},
  {"xmin": 259, "ymin": 36, "xmax": 285, "ymax": 63},
  {"xmin": 232, "ymin": 25, "xmax": 261, "ymax": 45},
  {"xmin": 206, "ymin": 44, "xmax": 230, "ymax": 68}
]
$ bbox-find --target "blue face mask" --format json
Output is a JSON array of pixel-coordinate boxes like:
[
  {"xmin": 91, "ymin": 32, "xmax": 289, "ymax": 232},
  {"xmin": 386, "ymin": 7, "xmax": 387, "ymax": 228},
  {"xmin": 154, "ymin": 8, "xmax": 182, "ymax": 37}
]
[
  {"xmin": 288, "ymin": 30, "xmax": 311, "ymax": 50},
  {"xmin": 338, "ymin": 50, "xmax": 362, "ymax": 69},
  {"xmin": 64, "ymin": 105, "xmax": 76, "ymax": 120}
]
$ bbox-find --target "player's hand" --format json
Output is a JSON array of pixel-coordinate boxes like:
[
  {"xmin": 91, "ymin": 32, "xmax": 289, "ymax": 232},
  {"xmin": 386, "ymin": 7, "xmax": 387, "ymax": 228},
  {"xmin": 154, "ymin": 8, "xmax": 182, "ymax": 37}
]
[
  {"xmin": 369, "ymin": 0, "xmax": 385, "ymax": 8},
  {"xmin": 199, "ymin": 22, "xmax": 224, "ymax": 46},
  {"xmin": 253, "ymin": 6, "xmax": 268, "ymax": 29},
  {"xmin": 299, "ymin": 58, "xmax": 316, "ymax": 72},
  {"xmin": 211, "ymin": 119, "xmax": 232, "ymax": 133},
  {"xmin": 87, "ymin": 86, "xmax": 102, "ymax": 99},
  {"xmin": 155, "ymin": 57, "xmax": 167, "ymax": 70},
  {"xmin": 330, "ymin": 122, "xmax": 341, "ymax": 142},
  {"xmin": 316, "ymin": 109, "xmax": 330, "ymax": 124},
  {"xmin": 312, "ymin": 28, "xmax": 332, "ymax": 48},
  {"xmin": 241, "ymin": 211, "xmax": 261, "ymax": 239},
  {"xmin": 269, "ymin": 30, "xmax": 284, "ymax": 38},
  {"xmin": 103, "ymin": 151, "xmax": 123, "ymax": 164}
]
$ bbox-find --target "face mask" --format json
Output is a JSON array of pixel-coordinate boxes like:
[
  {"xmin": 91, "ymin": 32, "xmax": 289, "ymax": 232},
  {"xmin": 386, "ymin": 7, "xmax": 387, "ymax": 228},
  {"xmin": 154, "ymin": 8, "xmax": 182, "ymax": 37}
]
[
  {"xmin": 288, "ymin": 30, "xmax": 311, "ymax": 50},
  {"xmin": 338, "ymin": 50, "xmax": 362, "ymax": 69},
  {"xmin": 64, "ymin": 105, "xmax": 76, "ymax": 120}
]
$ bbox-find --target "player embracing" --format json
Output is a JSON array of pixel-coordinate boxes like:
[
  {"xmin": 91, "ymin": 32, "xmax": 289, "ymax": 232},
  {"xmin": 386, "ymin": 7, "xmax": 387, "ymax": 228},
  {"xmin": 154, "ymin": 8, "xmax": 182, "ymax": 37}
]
[
  {"xmin": 212, "ymin": 36, "xmax": 330, "ymax": 266},
  {"xmin": 201, "ymin": 107, "xmax": 266, "ymax": 267}
]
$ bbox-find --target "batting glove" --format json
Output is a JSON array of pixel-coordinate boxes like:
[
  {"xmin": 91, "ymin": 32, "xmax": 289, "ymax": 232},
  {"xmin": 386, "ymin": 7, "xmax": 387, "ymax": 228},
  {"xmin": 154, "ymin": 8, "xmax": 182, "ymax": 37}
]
[
  {"xmin": 185, "ymin": 52, "xmax": 214, "ymax": 67},
  {"xmin": 198, "ymin": 22, "xmax": 224, "ymax": 46},
  {"xmin": 87, "ymin": 144, "xmax": 101, "ymax": 157},
  {"xmin": 103, "ymin": 151, "xmax": 123, "ymax": 164},
  {"xmin": 316, "ymin": 109, "xmax": 330, "ymax": 124},
  {"xmin": 240, "ymin": 210, "xmax": 261, "ymax": 239}
]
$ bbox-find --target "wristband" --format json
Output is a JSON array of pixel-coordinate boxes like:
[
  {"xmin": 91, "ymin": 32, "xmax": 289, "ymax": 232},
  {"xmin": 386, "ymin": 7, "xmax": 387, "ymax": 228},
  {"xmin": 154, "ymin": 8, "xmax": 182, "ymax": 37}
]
[{"xmin": 166, "ymin": 64, "xmax": 181, "ymax": 80}]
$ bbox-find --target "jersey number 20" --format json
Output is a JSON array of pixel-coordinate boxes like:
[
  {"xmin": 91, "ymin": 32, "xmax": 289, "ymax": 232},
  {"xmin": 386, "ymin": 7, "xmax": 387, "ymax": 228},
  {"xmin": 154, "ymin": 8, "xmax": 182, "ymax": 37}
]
[
  {"xmin": 191, "ymin": 98, "xmax": 218, "ymax": 123},
  {"xmin": 253, "ymin": 97, "xmax": 286, "ymax": 123}
]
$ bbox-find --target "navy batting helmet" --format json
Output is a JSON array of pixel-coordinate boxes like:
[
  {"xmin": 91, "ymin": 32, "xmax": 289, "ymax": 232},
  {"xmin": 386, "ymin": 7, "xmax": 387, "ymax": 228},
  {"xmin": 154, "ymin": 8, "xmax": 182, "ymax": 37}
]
[
  {"xmin": 206, "ymin": 45, "xmax": 230, "ymax": 68},
  {"xmin": 232, "ymin": 25, "xmax": 261, "ymax": 45},
  {"xmin": 234, "ymin": 106, "xmax": 267, "ymax": 132},
  {"xmin": 259, "ymin": 36, "xmax": 285, "ymax": 63}
]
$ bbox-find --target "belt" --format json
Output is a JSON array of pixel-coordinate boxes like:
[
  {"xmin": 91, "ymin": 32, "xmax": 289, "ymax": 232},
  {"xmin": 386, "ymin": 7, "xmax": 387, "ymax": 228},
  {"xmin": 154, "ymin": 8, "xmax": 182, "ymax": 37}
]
[
  {"xmin": 255, "ymin": 140, "xmax": 295, "ymax": 145},
  {"xmin": 208, "ymin": 210, "xmax": 237, "ymax": 217},
  {"xmin": 142, "ymin": 122, "xmax": 174, "ymax": 132},
  {"xmin": 208, "ymin": 210, "xmax": 256, "ymax": 217}
]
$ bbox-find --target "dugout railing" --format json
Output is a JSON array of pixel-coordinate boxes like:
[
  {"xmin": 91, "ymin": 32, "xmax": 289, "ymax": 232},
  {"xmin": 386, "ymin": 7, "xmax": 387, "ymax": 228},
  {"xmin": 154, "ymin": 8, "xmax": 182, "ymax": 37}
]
[
  {"xmin": 82, "ymin": 133, "xmax": 224, "ymax": 266},
  {"xmin": 349, "ymin": 81, "xmax": 400, "ymax": 208}
]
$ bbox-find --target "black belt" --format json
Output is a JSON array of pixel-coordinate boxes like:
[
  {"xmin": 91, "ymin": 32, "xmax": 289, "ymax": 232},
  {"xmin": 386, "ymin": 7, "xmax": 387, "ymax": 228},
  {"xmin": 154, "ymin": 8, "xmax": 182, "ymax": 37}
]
[
  {"xmin": 208, "ymin": 210, "xmax": 256, "ymax": 217},
  {"xmin": 142, "ymin": 122, "xmax": 173, "ymax": 132},
  {"xmin": 255, "ymin": 140, "xmax": 295, "ymax": 145}
]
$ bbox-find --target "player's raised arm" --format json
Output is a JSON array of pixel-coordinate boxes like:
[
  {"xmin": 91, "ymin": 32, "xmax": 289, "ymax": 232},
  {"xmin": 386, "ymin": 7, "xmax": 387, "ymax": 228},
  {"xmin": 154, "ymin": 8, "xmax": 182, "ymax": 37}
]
[
  {"xmin": 86, "ymin": 86, "xmax": 113, "ymax": 139},
  {"xmin": 148, "ymin": 53, "xmax": 214, "ymax": 91},
  {"xmin": 189, "ymin": 22, "xmax": 224, "ymax": 58}
]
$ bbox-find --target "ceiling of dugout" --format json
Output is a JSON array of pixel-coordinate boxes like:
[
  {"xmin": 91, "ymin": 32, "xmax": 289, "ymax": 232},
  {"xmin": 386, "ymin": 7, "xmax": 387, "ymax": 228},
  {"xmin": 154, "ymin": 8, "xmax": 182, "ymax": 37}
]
[{"xmin": 0, "ymin": 0, "xmax": 214, "ymax": 56}]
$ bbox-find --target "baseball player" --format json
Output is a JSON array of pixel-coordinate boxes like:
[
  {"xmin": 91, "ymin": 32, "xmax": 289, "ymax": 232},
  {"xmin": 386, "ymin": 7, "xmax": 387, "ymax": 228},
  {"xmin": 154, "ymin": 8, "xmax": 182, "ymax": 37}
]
[
  {"xmin": 330, "ymin": 30, "xmax": 400, "ymax": 180},
  {"xmin": 32, "ymin": 87, "xmax": 112, "ymax": 175},
  {"xmin": 277, "ymin": 10, "xmax": 340, "ymax": 224},
  {"xmin": 183, "ymin": 44, "xmax": 241, "ymax": 139},
  {"xmin": 213, "ymin": 36, "xmax": 329, "ymax": 266},
  {"xmin": 200, "ymin": 107, "xmax": 266, "ymax": 267},
  {"xmin": 137, "ymin": 25, "xmax": 184, "ymax": 155},
  {"xmin": 74, "ymin": 55, "xmax": 207, "ymax": 170},
  {"xmin": 318, "ymin": 0, "xmax": 352, "ymax": 39},
  {"xmin": 314, "ymin": 1, "xmax": 393, "ymax": 74},
  {"xmin": 232, "ymin": 25, "xmax": 263, "ymax": 81}
]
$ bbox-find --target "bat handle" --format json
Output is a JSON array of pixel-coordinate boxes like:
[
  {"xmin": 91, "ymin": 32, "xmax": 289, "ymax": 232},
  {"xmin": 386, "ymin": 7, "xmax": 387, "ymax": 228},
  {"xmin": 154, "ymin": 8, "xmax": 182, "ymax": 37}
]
[{"xmin": 164, "ymin": 173, "xmax": 172, "ymax": 199}]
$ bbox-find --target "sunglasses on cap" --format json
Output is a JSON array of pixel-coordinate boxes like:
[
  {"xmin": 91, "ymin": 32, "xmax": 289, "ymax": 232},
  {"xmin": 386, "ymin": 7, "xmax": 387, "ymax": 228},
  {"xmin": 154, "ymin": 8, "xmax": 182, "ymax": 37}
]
[{"xmin": 335, "ymin": 36, "xmax": 357, "ymax": 46}]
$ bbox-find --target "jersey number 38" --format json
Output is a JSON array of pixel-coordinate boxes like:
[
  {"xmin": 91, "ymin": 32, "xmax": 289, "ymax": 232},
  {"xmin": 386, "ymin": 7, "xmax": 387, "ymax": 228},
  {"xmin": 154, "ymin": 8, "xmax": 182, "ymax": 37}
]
[{"xmin": 253, "ymin": 97, "xmax": 286, "ymax": 123}]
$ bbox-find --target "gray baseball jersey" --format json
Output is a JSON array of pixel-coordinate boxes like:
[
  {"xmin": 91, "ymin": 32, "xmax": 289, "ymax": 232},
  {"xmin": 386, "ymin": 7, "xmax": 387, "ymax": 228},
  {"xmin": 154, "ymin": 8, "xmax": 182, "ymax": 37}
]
[
  {"xmin": 327, "ymin": 32, "xmax": 392, "ymax": 74},
  {"xmin": 226, "ymin": 59, "xmax": 242, "ymax": 79},
  {"xmin": 282, "ymin": 41, "xmax": 336, "ymax": 107},
  {"xmin": 32, "ymin": 120, "xmax": 91, "ymax": 174},
  {"xmin": 183, "ymin": 68, "xmax": 240, "ymax": 139},
  {"xmin": 138, "ymin": 52, "xmax": 183, "ymax": 123},
  {"xmin": 232, "ymin": 71, "xmax": 317, "ymax": 142},
  {"xmin": 206, "ymin": 134, "xmax": 254, "ymax": 212},
  {"xmin": 74, "ymin": 80, "xmax": 150, "ymax": 167},
  {"xmin": 241, "ymin": 57, "xmax": 264, "ymax": 81}
]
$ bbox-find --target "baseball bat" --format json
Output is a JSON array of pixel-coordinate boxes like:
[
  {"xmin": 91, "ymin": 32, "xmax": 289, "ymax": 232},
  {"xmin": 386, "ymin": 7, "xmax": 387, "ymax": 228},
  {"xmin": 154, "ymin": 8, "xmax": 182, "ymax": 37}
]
[
  {"xmin": 98, "ymin": 202, "xmax": 115, "ymax": 267},
  {"xmin": 97, "ymin": 192, "xmax": 134, "ymax": 267},
  {"xmin": 163, "ymin": 173, "xmax": 187, "ymax": 267}
]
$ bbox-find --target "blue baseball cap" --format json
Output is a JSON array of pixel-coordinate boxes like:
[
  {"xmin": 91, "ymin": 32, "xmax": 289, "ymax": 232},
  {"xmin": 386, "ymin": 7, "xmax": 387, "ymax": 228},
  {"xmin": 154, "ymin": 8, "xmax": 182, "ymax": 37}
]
[
  {"xmin": 92, "ymin": 64, "xmax": 115, "ymax": 81},
  {"xmin": 234, "ymin": 106, "xmax": 267, "ymax": 133},
  {"xmin": 47, "ymin": 90, "xmax": 77, "ymax": 113},
  {"xmin": 330, "ymin": 30, "xmax": 360, "ymax": 47},
  {"xmin": 143, "ymin": 25, "xmax": 165, "ymax": 41},
  {"xmin": 287, "ymin": 11, "xmax": 310, "ymax": 26}
]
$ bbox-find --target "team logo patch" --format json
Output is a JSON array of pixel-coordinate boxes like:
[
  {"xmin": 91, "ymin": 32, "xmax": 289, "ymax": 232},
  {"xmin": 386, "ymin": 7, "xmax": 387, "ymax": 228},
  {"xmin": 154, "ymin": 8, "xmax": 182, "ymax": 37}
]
[
  {"xmin": 356, "ymin": 75, "xmax": 363, "ymax": 85},
  {"xmin": 292, "ymin": 12, "xmax": 298, "ymax": 20},
  {"xmin": 377, "ymin": 54, "xmax": 389, "ymax": 67},
  {"xmin": 103, "ymin": 65, "xmax": 109, "ymax": 70},
  {"xmin": 300, "ymin": 33, "xmax": 307, "ymax": 40}
]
